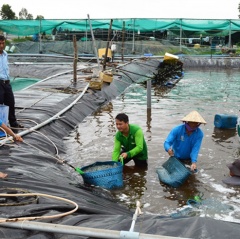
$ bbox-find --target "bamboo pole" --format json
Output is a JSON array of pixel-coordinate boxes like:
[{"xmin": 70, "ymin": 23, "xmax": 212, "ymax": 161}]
[
  {"xmin": 73, "ymin": 35, "xmax": 78, "ymax": 83},
  {"xmin": 87, "ymin": 14, "xmax": 101, "ymax": 71},
  {"xmin": 121, "ymin": 21, "xmax": 125, "ymax": 62},
  {"xmin": 103, "ymin": 19, "xmax": 113, "ymax": 71}
]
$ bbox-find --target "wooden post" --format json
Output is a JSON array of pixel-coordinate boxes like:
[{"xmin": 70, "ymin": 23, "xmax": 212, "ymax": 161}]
[
  {"xmin": 103, "ymin": 19, "xmax": 113, "ymax": 71},
  {"xmin": 73, "ymin": 35, "xmax": 78, "ymax": 84},
  {"xmin": 87, "ymin": 14, "xmax": 101, "ymax": 71},
  {"xmin": 121, "ymin": 21, "xmax": 125, "ymax": 62}
]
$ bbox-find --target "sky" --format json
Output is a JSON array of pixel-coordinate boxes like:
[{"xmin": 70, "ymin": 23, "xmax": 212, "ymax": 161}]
[{"xmin": 1, "ymin": 0, "xmax": 240, "ymax": 20}]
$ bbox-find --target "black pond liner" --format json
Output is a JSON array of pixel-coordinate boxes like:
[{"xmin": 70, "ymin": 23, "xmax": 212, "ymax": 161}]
[{"xmin": 0, "ymin": 59, "xmax": 240, "ymax": 239}]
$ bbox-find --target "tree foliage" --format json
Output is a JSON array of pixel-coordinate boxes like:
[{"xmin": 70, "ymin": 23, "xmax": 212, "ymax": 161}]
[
  {"xmin": 239, "ymin": 3, "xmax": 240, "ymax": 18},
  {"xmin": 36, "ymin": 15, "xmax": 44, "ymax": 20},
  {"xmin": 0, "ymin": 4, "xmax": 16, "ymax": 19},
  {"xmin": 19, "ymin": 8, "xmax": 33, "ymax": 20}
]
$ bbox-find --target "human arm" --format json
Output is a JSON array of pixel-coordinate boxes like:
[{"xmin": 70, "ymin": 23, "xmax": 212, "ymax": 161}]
[
  {"xmin": 126, "ymin": 128, "xmax": 144, "ymax": 158},
  {"xmin": 112, "ymin": 136, "xmax": 121, "ymax": 161},
  {"xmin": 0, "ymin": 123, "xmax": 23, "ymax": 141},
  {"xmin": 164, "ymin": 128, "xmax": 176, "ymax": 156},
  {"xmin": 190, "ymin": 133, "xmax": 203, "ymax": 164},
  {"xmin": 189, "ymin": 131, "xmax": 204, "ymax": 171}
]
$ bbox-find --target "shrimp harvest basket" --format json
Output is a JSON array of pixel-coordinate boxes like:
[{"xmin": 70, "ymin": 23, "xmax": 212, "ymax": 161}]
[
  {"xmin": 156, "ymin": 156, "xmax": 191, "ymax": 188},
  {"xmin": 80, "ymin": 161, "xmax": 123, "ymax": 189}
]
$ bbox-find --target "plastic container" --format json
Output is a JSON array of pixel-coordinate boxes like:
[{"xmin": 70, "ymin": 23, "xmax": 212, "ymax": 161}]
[
  {"xmin": 0, "ymin": 105, "xmax": 9, "ymax": 138},
  {"xmin": 214, "ymin": 114, "xmax": 238, "ymax": 129},
  {"xmin": 144, "ymin": 53, "xmax": 153, "ymax": 57},
  {"xmin": 164, "ymin": 52, "xmax": 179, "ymax": 61},
  {"xmin": 9, "ymin": 45, "xmax": 16, "ymax": 53},
  {"xmin": 110, "ymin": 44, "xmax": 116, "ymax": 52},
  {"xmin": 98, "ymin": 48, "xmax": 112, "ymax": 59},
  {"xmin": 80, "ymin": 161, "xmax": 123, "ymax": 190}
]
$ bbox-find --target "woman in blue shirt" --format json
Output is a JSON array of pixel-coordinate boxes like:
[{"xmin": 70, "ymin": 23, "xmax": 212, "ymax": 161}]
[{"xmin": 164, "ymin": 111, "xmax": 206, "ymax": 172}]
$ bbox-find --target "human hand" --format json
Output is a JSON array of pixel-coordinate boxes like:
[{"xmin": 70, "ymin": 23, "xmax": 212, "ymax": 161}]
[
  {"xmin": 120, "ymin": 152, "xmax": 128, "ymax": 159},
  {"xmin": 168, "ymin": 148, "xmax": 174, "ymax": 156},
  {"xmin": 13, "ymin": 134, "xmax": 23, "ymax": 142},
  {"xmin": 190, "ymin": 163, "xmax": 197, "ymax": 172}
]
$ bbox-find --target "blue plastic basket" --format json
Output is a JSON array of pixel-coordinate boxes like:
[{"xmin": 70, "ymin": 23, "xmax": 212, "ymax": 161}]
[
  {"xmin": 156, "ymin": 156, "xmax": 191, "ymax": 188},
  {"xmin": 80, "ymin": 161, "xmax": 123, "ymax": 189}
]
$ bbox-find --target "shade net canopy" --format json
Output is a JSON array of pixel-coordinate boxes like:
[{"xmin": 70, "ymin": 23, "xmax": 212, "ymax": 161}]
[{"xmin": 1, "ymin": 18, "xmax": 240, "ymax": 36}]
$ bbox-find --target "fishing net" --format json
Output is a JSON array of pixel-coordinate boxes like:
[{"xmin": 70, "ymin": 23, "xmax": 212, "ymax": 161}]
[{"xmin": 156, "ymin": 156, "xmax": 191, "ymax": 187}]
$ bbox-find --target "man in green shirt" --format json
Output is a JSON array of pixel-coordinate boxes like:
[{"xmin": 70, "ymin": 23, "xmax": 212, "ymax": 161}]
[{"xmin": 112, "ymin": 113, "xmax": 148, "ymax": 167}]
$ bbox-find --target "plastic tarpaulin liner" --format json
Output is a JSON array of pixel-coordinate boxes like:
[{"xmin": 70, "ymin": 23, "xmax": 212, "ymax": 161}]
[{"xmin": 0, "ymin": 60, "xmax": 240, "ymax": 238}]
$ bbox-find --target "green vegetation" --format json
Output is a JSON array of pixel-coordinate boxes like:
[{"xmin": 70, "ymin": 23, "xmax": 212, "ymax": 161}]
[{"xmin": 12, "ymin": 36, "xmax": 34, "ymax": 43}]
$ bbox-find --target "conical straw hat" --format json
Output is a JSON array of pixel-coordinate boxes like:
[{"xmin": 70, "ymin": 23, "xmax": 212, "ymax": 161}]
[{"xmin": 181, "ymin": 111, "xmax": 207, "ymax": 124}]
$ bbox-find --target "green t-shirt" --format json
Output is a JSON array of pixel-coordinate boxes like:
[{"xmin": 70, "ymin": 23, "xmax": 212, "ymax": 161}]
[{"xmin": 112, "ymin": 124, "xmax": 148, "ymax": 161}]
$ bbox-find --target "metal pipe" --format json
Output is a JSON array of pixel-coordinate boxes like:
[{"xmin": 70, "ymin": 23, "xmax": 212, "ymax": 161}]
[
  {"xmin": 147, "ymin": 79, "xmax": 151, "ymax": 109},
  {"xmin": 129, "ymin": 201, "xmax": 142, "ymax": 232},
  {"xmin": 0, "ymin": 221, "xmax": 190, "ymax": 239}
]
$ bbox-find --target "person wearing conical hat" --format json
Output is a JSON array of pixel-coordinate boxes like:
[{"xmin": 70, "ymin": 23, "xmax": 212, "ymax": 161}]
[{"xmin": 164, "ymin": 111, "xmax": 206, "ymax": 172}]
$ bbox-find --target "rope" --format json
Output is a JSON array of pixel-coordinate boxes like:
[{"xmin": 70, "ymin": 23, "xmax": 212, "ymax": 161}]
[
  {"xmin": 0, "ymin": 192, "xmax": 78, "ymax": 223},
  {"xmin": 22, "ymin": 140, "xmax": 69, "ymax": 167},
  {"xmin": 0, "ymin": 188, "xmax": 38, "ymax": 206}
]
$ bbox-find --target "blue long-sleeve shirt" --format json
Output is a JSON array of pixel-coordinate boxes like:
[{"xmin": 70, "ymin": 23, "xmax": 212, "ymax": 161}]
[
  {"xmin": 164, "ymin": 124, "xmax": 204, "ymax": 163},
  {"xmin": 0, "ymin": 50, "xmax": 10, "ymax": 80}
]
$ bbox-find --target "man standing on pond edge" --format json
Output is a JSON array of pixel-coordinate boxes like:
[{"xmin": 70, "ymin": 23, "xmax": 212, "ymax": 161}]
[
  {"xmin": 112, "ymin": 113, "xmax": 148, "ymax": 167},
  {"xmin": 0, "ymin": 35, "xmax": 23, "ymax": 128}
]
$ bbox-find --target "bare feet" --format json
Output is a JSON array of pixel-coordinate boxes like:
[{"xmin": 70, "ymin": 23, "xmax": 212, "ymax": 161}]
[{"xmin": 0, "ymin": 172, "xmax": 7, "ymax": 178}]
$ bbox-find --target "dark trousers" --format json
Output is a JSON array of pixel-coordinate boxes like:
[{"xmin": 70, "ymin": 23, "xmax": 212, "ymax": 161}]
[
  {"xmin": 0, "ymin": 81, "xmax": 16, "ymax": 126},
  {"xmin": 120, "ymin": 147, "xmax": 148, "ymax": 167},
  {"xmin": 123, "ymin": 157, "xmax": 148, "ymax": 167}
]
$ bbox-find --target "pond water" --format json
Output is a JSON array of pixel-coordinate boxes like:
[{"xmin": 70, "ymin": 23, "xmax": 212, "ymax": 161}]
[
  {"xmin": 66, "ymin": 69, "xmax": 240, "ymax": 222},
  {"xmin": 11, "ymin": 77, "xmax": 39, "ymax": 91}
]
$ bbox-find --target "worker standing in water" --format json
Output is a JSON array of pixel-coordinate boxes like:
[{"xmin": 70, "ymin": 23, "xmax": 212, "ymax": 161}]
[
  {"xmin": 164, "ymin": 111, "xmax": 206, "ymax": 172},
  {"xmin": 112, "ymin": 113, "xmax": 148, "ymax": 167}
]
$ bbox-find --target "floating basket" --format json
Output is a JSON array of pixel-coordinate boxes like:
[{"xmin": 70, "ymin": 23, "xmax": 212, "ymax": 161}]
[
  {"xmin": 80, "ymin": 161, "xmax": 123, "ymax": 190},
  {"xmin": 156, "ymin": 156, "xmax": 191, "ymax": 188}
]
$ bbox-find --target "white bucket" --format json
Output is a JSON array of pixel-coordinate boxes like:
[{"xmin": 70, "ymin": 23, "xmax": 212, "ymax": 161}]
[
  {"xmin": 9, "ymin": 45, "xmax": 16, "ymax": 53},
  {"xmin": 111, "ymin": 44, "xmax": 116, "ymax": 52},
  {"xmin": 5, "ymin": 46, "xmax": 10, "ymax": 52}
]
